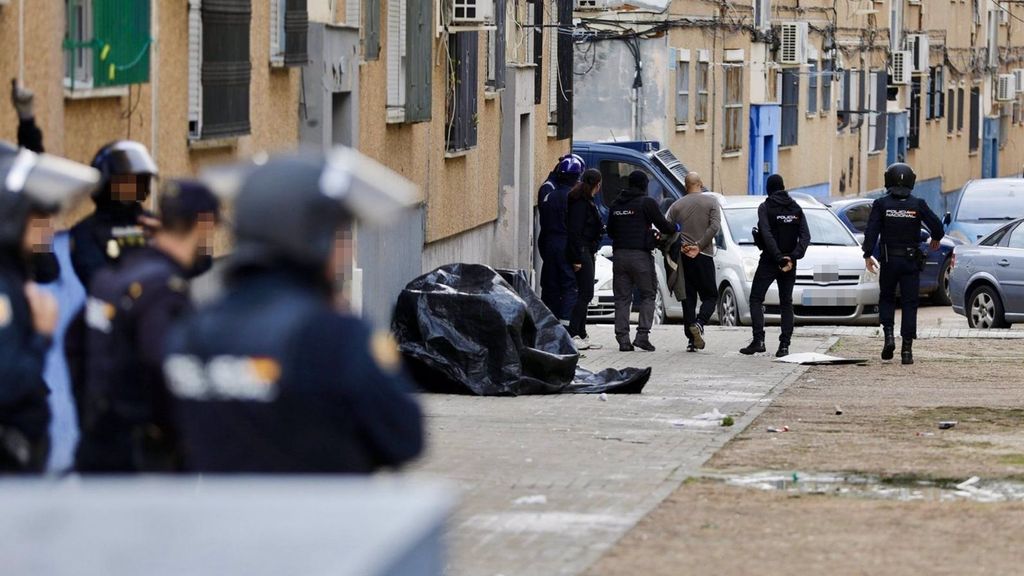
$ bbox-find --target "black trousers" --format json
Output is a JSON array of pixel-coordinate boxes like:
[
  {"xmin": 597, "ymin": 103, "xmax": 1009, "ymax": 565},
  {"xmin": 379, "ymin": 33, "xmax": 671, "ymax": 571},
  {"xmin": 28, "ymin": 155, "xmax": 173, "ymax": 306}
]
[
  {"xmin": 879, "ymin": 255, "xmax": 921, "ymax": 339},
  {"xmin": 749, "ymin": 259, "xmax": 797, "ymax": 345},
  {"xmin": 540, "ymin": 236, "xmax": 577, "ymax": 321},
  {"xmin": 613, "ymin": 249, "xmax": 657, "ymax": 343},
  {"xmin": 569, "ymin": 254, "xmax": 595, "ymax": 339},
  {"xmin": 682, "ymin": 254, "xmax": 718, "ymax": 337}
]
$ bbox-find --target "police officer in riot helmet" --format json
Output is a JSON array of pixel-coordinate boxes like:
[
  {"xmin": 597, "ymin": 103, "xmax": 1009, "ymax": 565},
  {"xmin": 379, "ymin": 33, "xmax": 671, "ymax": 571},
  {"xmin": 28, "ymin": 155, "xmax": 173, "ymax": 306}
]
[
  {"xmin": 74, "ymin": 180, "xmax": 220, "ymax": 473},
  {"xmin": 162, "ymin": 151, "xmax": 424, "ymax": 473},
  {"xmin": 537, "ymin": 154, "xmax": 585, "ymax": 327},
  {"xmin": 862, "ymin": 163, "xmax": 944, "ymax": 365},
  {"xmin": 0, "ymin": 143, "xmax": 99, "ymax": 472},
  {"xmin": 69, "ymin": 140, "xmax": 159, "ymax": 290}
]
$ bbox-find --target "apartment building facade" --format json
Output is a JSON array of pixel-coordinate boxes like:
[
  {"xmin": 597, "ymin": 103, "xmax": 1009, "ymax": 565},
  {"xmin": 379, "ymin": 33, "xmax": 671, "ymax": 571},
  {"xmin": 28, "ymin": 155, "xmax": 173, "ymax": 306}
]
[
  {"xmin": 0, "ymin": 0, "xmax": 568, "ymax": 325},
  {"xmin": 572, "ymin": 0, "xmax": 1024, "ymax": 212}
]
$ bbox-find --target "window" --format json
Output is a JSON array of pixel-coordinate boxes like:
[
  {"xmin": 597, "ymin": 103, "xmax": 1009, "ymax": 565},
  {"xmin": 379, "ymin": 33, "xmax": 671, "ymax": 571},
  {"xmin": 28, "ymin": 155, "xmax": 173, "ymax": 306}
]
[
  {"xmin": 485, "ymin": 0, "xmax": 507, "ymax": 91},
  {"xmin": 723, "ymin": 64, "xmax": 743, "ymax": 153},
  {"xmin": 675, "ymin": 50, "xmax": 690, "ymax": 127},
  {"xmin": 969, "ymin": 86, "xmax": 980, "ymax": 152},
  {"xmin": 852, "ymin": 70, "xmax": 865, "ymax": 130},
  {"xmin": 386, "ymin": 0, "xmax": 431, "ymax": 123},
  {"xmin": 365, "ymin": 0, "xmax": 381, "ymax": 60},
  {"xmin": 869, "ymin": 71, "xmax": 887, "ymax": 153},
  {"xmin": 909, "ymin": 76, "xmax": 921, "ymax": 149},
  {"xmin": 957, "ymin": 86, "xmax": 965, "ymax": 132},
  {"xmin": 845, "ymin": 204, "xmax": 872, "ymax": 233},
  {"xmin": 926, "ymin": 66, "xmax": 944, "ymax": 120},
  {"xmin": 696, "ymin": 54, "xmax": 709, "ymax": 125},
  {"xmin": 821, "ymin": 59, "xmax": 832, "ymax": 112},
  {"xmin": 597, "ymin": 161, "xmax": 663, "ymax": 207},
  {"xmin": 948, "ymin": 88, "xmax": 956, "ymax": 133},
  {"xmin": 1009, "ymin": 223, "xmax": 1024, "ymax": 249},
  {"xmin": 188, "ymin": 0, "xmax": 252, "ymax": 141},
  {"xmin": 549, "ymin": 0, "xmax": 571, "ymax": 139},
  {"xmin": 754, "ymin": 0, "xmax": 770, "ymax": 29},
  {"xmin": 837, "ymin": 69, "xmax": 850, "ymax": 130},
  {"xmin": 269, "ymin": 0, "xmax": 308, "ymax": 67},
  {"xmin": 1014, "ymin": 98, "xmax": 1022, "ymax": 126},
  {"xmin": 532, "ymin": 0, "xmax": 543, "ymax": 105},
  {"xmin": 446, "ymin": 32, "xmax": 478, "ymax": 153},
  {"xmin": 807, "ymin": 61, "xmax": 818, "ymax": 114},
  {"xmin": 781, "ymin": 68, "xmax": 799, "ymax": 146},
  {"xmin": 1000, "ymin": 104, "xmax": 1011, "ymax": 150},
  {"xmin": 63, "ymin": 0, "xmax": 151, "ymax": 90}
]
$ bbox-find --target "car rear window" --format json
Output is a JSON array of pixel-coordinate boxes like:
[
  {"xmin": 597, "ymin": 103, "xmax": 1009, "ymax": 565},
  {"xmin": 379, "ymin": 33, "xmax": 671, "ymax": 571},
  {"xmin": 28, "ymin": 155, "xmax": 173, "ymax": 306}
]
[{"xmin": 957, "ymin": 181, "xmax": 1024, "ymax": 221}]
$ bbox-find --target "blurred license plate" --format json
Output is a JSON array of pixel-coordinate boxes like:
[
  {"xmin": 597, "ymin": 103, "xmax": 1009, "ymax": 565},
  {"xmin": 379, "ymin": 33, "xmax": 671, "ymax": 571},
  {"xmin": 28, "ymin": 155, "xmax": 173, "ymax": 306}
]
[{"xmin": 801, "ymin": 288, "xmax": 858, "ymax": 306}]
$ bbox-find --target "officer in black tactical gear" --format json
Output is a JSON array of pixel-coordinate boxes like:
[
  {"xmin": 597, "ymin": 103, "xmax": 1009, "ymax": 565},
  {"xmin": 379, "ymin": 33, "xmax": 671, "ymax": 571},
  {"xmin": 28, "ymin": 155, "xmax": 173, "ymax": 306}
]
[
  {"xmin": 74, "ymin": 180, "xmax": 220, "ymax": 473},
  {"xmin": 862, "ymin": 163, "xmax": 944, "ymax": 365},
  {"xmin": 69, "ymin": 140, "xmax": 159, "ymax": 290},
  {"xmin": 0, "ymin": 143, "xmax": 99, "ymax": 472},
  {"xmin": 162, "ymin": 149, "xmax": 424, "ymax": 473}
]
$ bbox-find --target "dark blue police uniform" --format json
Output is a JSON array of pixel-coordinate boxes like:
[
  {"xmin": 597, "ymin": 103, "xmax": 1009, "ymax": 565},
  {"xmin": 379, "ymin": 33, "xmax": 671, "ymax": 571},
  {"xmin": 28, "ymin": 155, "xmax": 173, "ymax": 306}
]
[
  {"xmin": 538, "ymin": 179, "xmax": 577, "ymax": 322},
  {"xmin": 74, "ymin": 247, "xmax": 190, "ymax": 472},
  {"xmin": 69, "ymin": 201, "xmax": 150, "ymax": 291},
  {"xmin": 0, "ymin": 252, "xmax": 51, "ymax": 472},
  {"xmin": 163, "ymin": 269, "xmax": 424, "ymax": 473}
]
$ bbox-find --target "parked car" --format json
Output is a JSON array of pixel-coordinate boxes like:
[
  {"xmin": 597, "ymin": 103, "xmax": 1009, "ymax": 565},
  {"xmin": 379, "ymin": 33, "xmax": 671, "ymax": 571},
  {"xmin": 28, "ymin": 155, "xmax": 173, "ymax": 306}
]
[
  {"xmin": 589, "ymin": 193, "xmax": 880, "ymax": 326},
  {"xmin": 949, "ymin": 218, "xmax": 1024, "ymax": 328},
  {"xmin": 944, "ymin": 178, "xmax": 1024, "ymax": 244},
  {"xmin": 829, "ymin": 197, "xmax": 958, "ymax": 305}
]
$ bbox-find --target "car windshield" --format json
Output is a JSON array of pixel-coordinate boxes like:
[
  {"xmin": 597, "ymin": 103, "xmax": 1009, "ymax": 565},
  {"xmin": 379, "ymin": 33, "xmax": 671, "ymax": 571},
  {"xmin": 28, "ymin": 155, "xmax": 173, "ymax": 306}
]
[
  {"xmin": 724, "ymin": 207, "xmax": 857, "ymax": 247},
  {"xmin": 957, "ymin": 181, "xmax": 1024, "ymax": 221}
]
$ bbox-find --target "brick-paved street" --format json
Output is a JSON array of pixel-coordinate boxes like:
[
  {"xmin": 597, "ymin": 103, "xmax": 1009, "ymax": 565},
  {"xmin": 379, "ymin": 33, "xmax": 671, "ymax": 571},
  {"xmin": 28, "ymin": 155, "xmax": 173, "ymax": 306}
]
[{"xmin": 411, "ymin": 324, "xmax": 833, "ymax": 576}]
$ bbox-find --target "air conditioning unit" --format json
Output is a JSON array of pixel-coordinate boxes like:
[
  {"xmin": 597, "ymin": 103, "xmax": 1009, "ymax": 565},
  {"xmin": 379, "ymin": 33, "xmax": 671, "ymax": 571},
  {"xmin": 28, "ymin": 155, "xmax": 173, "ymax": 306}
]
[
  {"xmin": 575, "ymin": 0, "xmax": 601, "ymax": 10},
  {"xmin": 778, "ymin": 22, "xmax": 808, "ymax": 66},
  {"xmin": 997, "ymin": 74, "xmax": 1016, "ymax": 102},
  {"xmin": 891, "ymin": 51, "xmax": 911, "ymax": 85},
  {"xmin": 450, "ymin": 0, "xmax": 495, "ymax": 25},
  {"xmin": 906, "ymin": 34, "xmax": 929, "ymax": 73},
  {"xmin": 1013, "ymin": 68, "xmax": 1024, "ymax": 92}
]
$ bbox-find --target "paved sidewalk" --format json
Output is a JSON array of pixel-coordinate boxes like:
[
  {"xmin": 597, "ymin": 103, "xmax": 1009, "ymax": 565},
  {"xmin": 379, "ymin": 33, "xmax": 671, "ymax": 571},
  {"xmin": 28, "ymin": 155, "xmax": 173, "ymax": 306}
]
[{"xmin": 411, "ymin": 325, "xmax": 833, "ymax": 576}]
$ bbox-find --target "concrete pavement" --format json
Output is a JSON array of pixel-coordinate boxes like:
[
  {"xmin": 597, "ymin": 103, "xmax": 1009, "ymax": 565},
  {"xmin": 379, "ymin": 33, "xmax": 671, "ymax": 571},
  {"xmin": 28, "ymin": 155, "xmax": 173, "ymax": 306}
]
[{"xmin": 411, "ymin": 324, "xmax": 834, "ymax": 576}]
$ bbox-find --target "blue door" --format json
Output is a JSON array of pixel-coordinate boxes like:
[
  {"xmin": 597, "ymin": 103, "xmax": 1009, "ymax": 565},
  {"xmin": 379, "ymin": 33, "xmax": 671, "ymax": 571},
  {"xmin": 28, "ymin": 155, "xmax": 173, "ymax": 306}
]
[
  {"xmin": 886, "ymin": 112, "xmax": 909, "ymax": 166},
  {"xmin": 982, "ymin": 116, "xmax": 999, "ymax": 179},
  {"xmin": 748, "ymin": 104, "xmax": 780, "ymax": 195}
]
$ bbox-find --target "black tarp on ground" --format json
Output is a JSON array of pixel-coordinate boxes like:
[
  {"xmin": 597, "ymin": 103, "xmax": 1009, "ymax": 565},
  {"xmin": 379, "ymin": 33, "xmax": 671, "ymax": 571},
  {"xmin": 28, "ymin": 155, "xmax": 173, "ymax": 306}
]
[{"xmin": 392, "ymin": 264, "xmax": 651, "ymax": 396}]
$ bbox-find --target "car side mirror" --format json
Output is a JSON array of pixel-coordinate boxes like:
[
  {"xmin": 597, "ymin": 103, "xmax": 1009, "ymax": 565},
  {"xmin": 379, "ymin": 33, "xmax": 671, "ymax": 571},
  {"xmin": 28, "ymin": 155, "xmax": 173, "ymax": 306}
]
[{"xmin": 943, "ymin": 212, "xmax": 952, "ymax": 226}]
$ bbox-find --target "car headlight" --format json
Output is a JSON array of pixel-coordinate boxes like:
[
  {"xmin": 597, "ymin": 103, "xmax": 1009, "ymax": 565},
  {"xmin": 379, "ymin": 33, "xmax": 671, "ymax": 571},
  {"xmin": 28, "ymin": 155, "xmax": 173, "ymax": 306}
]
[{"xmin": 742, "ymin": 257, "xmax": 759, "ymax": 282}]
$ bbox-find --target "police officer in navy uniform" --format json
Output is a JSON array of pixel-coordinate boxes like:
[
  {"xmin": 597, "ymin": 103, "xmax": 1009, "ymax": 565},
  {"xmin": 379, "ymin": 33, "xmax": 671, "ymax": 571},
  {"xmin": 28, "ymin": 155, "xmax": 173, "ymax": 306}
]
[
  {"xmin": 537, "ymin": 154, "xmax": 585, "ymax": 326},
  {"xmin": 162, "ymin": 151, "xmax": 424, "ymax": 473},
  {"xmin": 74, "ymin": 181, "xmax": 220, "ymax": 473},
  {"xmin": 69, "ymin": 141, "xmax": 159, "ymax": 290},
  {"xmin": 862, "ymin": 163, "xmax": 944, "ymax": 365},
  {"xmin": 0, "ymin": 143, "xmax": 99, "ymax": 472}
]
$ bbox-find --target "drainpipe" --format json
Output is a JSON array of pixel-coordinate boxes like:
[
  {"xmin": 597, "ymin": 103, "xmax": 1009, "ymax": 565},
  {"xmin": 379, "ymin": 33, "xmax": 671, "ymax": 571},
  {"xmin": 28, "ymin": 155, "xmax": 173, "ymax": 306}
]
[
  {"xmin": 18, "ymin": 0, "xmax": 25, "ymax": 81},
  {"xmin": 149, "ymin": 0, "xmax": 159, "ymax": 210}
]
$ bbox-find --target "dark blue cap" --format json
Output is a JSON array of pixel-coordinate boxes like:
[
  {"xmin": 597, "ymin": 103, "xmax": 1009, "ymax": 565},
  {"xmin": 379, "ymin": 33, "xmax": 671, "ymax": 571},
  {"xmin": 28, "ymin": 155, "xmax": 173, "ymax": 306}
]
[{"xmin": 159, "ymin": 179, "xmax": 220, "ymax": 228}]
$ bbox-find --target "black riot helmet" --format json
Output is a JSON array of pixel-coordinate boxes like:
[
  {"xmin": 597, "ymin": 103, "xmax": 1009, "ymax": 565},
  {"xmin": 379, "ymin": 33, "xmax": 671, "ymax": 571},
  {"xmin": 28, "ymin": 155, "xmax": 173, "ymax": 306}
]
[
  {"xmin": 221, "ymin": 148, "xmax": 420, "ymax": 273},
  {"xmin": 90, "ymin": 140, "xmax": 158, "ymax": 202},
  {"xmin": 0, "ymin": 144, "xmax": 100, "ymax": 248},
  {"xmin": 884, "ymin": 162, "xmax": 917, "ymax": 191}
]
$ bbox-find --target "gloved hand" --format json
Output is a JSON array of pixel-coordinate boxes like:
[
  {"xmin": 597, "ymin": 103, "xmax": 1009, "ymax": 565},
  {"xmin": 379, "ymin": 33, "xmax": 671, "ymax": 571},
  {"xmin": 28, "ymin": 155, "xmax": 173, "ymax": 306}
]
[{"xmin": 11, "ymin": 80, "xmax": 35, "ymax": 121}]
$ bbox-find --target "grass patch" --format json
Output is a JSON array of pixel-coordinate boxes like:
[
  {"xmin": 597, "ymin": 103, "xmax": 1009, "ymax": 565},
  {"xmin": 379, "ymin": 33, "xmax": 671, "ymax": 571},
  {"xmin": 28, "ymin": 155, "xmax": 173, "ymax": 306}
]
[
  {"xmin": 998, "ymin": 454, "xmax": 1024, "ymax": 467},
  {"xmin": 721, "ymin": 416, "xmax": 735, "ymax": 427}
]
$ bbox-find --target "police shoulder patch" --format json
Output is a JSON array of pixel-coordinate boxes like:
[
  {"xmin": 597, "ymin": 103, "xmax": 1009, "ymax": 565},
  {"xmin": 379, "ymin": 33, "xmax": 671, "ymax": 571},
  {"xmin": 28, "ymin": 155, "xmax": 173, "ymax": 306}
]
[
  {"xmin": 0, "ymin": 295, "xmax": 10, "ymax": 328},
  {"xmin": 128, "ymin": 282, "xmax": 144, "ymax": 300},
  {"xmin": 370, "ymin": 331, "xmax": 401, "ymax": 374}
]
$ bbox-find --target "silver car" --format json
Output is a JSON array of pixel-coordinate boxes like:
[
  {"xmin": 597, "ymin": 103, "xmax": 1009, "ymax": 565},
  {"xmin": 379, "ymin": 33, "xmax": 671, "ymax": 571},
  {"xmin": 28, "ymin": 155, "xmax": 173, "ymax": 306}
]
[
  {"xmin": 950, "ymin": 218, "xmax": 1024, "ymax": 328},
  {"xmin": 588, "ymin": 193, "xmax": 880, "ymax": 326}
]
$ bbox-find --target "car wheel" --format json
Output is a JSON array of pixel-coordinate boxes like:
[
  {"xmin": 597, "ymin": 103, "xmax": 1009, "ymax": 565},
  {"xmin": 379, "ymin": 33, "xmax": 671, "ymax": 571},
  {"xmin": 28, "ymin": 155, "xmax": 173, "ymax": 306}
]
[
  {"xmin": 967, "ymin": 285, "xmax": 1009, "ymax": 329},
  {"xmin": 932, "ymin": 257, "xmax": 953, "ymax": 306},
  {"xmin": 718, "ymin": 284, "xmax": 740, "ymax": 327},
  {"xmin": 653, "ymin": 288, "xmax": 666, "ymax": 326}
]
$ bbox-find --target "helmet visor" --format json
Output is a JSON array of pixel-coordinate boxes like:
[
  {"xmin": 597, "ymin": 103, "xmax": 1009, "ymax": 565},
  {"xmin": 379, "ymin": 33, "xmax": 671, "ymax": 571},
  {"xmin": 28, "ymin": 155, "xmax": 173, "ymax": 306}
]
[{"xmin": 6, "ymin": 149, "xmax": 100, "ymax": 213}]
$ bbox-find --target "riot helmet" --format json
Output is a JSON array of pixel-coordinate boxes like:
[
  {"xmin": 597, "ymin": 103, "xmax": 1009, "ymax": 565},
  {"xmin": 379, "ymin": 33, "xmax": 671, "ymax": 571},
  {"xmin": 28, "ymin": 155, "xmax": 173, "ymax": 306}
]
[
  {"xmin": 884, "ymin": 163, "xmax": 917, "ymax": 191},
  {"xmin": 90, "ymin": 140, "xmax": 158, "ymax": 203},
  {"xmin": 554, "ymin": 154, "xmax": 585, "ymax": 183}
]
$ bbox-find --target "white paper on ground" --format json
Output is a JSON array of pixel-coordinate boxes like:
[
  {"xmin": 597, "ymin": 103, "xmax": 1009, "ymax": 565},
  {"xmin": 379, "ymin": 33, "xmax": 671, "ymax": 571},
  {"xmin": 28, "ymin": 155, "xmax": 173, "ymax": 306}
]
[{"xmin": 773, "ymin": 352, "xmax": 869, "ymax": 365}]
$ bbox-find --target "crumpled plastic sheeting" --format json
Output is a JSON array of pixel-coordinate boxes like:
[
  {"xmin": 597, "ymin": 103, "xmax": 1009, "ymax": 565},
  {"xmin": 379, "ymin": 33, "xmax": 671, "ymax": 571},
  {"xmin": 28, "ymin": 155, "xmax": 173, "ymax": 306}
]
[{"xmin": 393, "ymin": 264, "xmax": 650, "ymax": 396}]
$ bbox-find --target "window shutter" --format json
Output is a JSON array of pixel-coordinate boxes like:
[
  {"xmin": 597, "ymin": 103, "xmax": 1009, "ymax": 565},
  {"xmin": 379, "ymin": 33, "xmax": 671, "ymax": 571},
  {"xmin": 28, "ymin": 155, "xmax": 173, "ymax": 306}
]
[
  {"xmin": 92, "ymin": 0, "xmax": 151, "ymax": 87},
  {"xmin": 555, "ymin": 0, "xmax": 572, "ymax": 139},
  {"xmin": 284, "ymin": 0, "xmax": 309, "ymax": 66},
  {"xmin": 365, "ymin": 0, "xmax": 381, "ymax": 60},
  {"xmin": 807, "ymin": 62, "xmax": 818, "ymax": 114},
  {"xmin": 947, "ymin": 88, "xmax": 955, "ymax": 133},
  {"xmin": 909, "ymin": 77, "xmax": 920, "ymax": 149},
  {"xmin": 875, "ymin": 69, "xmax": 887, "ymax": 152},
  {"xmin": 188, "ymin": 0, "xmax": 203, "ymax": 139},
  {"xmin": 405, "ymin": 0, "xmax": 432, "ymax": 122},
  {"xmin": 201, "ymin": 0, "xmax": 252, "ymax": 139},
  {"xmin": 548, "ymin": 4, "xmax": 558, "ymax": 126},
  {"xmin": 490, "ymin": 0, "xmax": 507, "ymax": 90},
  {"xmin": 447, "ymin": 31, "xmax": 479, "ymax": 152},
  {"xmin": 386, "ymin": 0, "xmax": 406, "ymax": 111},
  {"xmin": 969, "ymin": 87, "xmax": 980, "ymax": 151},
  {"xmin": 781, "ymin": 68, "xmax": 798, "ymax": 146}
]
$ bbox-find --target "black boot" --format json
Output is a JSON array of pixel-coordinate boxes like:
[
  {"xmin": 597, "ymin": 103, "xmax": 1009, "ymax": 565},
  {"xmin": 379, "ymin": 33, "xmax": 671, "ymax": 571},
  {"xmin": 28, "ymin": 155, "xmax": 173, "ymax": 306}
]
[
  {"xmin": 619, "ymin": 340, "xmax": 635, "ymax": 352},
  {"xmin": 740, "ymin": 339, "xmax": 766, "ymax": 355},
  {"xmin": 775, "ymin": 343, "xmax": 790, "ymax": 358},
  {"xmin": 633, "ymin": 339, "xmax": 656, "ymax": 352},
  {"xmin": 901, "ymin": 338, "xmax": 914, "ymax": 365},
  {"xmin": 881, "ymin": 327, "xmax": 895, "ymax": 361}
]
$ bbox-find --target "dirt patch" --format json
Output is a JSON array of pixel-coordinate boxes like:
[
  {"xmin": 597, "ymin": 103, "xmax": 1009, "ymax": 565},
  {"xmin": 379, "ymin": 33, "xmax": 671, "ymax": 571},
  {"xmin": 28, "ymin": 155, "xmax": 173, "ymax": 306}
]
[
  {"xmin": 709, "ymin": 337, "xmax": 1024, "ymax": 480},
  {"xmin": 586, "ymin": 337, "xmax": 1024, "ymax": 575},
  {"xmin": 586, "ymin": 481, "xmax": 1024, "ymax": 576}
]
